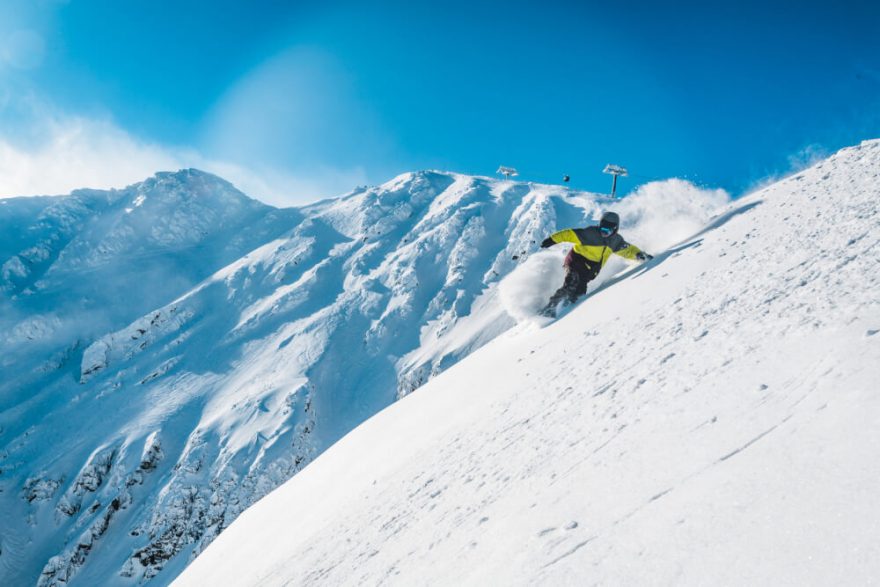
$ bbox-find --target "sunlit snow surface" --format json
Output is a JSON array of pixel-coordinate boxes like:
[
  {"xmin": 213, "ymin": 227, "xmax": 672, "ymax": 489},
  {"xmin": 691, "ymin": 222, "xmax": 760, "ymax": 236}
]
[
  {"xmin": 178, "ymin": 142, "xmax": 879, "ymax": 586},
  {"xmin": 1, "ymin": 165, "xmax": 723, "ymax": 585}
]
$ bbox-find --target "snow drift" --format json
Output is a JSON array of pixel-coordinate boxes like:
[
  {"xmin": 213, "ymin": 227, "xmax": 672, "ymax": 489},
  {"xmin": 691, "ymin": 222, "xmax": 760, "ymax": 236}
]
[{"xmin": 177, "ymin": 140, "xmax": 880, "ymax": 586}]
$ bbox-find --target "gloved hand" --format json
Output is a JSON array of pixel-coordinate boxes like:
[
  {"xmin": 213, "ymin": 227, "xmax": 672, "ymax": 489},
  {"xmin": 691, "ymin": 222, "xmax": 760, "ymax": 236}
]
[
  {"xmin": 540, "ymin": 237, "xmax": 555, "ymax": 249},
  {"xmin": 636, "ymin": 251, "xmax": 654, "ymax": 261}
]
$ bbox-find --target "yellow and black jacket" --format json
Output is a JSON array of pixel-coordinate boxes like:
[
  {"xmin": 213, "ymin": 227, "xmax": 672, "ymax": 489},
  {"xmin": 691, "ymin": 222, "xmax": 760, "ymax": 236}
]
[{"xmin": 548, "ymin": 226, "xmax": 643, "ymax": 268}]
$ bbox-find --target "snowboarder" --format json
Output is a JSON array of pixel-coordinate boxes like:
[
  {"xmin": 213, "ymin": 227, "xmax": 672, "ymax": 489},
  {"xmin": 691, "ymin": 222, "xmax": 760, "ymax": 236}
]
[{"xmin": 539, "ymin": 211, "xmax": 652, "ymax": 317}]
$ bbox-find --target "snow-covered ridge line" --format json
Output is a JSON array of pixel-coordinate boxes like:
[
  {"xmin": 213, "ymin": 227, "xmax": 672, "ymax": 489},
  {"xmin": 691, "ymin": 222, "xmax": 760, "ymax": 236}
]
[
  {"xmin": 80, "ymin": 304, "xmax": 194, "ymax": 383},
  {"xmin": 2, "ymin": 161, "xmax": 734, "ymax": 586},
  {"xmin": 177, "ymin": 139, "xmax": 880, "ymax": 587}
]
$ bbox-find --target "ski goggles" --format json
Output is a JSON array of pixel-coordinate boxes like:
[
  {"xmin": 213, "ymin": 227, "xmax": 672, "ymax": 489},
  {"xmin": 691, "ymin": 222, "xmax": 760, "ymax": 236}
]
[{"xmin": 599, "ymin": 223, "xmax": 616, "ymax": 235}]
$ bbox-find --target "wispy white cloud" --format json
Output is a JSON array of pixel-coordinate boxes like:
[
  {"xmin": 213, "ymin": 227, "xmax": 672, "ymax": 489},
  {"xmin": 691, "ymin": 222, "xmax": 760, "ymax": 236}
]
[
  {"xmin": 1, "ymin": 12, "xmax": 394, "ymax": 206},
  {"xmin": 0, "ymin": 29, "xmax": 387, "ymax": 205},
  {"xmin": 0, "ymin": 110, "xmax": 370, "ymax": 206},
  {"xmin": 0, "ymin": 115, "xmax": 180, "ymax": 197}
]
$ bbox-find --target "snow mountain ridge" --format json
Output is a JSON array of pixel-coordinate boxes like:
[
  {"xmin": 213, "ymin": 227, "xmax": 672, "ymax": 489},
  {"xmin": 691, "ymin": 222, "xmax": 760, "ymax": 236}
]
[
  {"xmin": 1, "ymin": 165, "xmax": 724, "ymax": 585},
  {"xmin": 178, "ymin": 139, "xmax": 880, "ymax": 586}
]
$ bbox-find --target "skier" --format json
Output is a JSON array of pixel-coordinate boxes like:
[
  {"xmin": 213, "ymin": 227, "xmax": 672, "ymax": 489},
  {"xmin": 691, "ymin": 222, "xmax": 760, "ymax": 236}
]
[{"xmin": 539, "ymin": 211, "xmax": 652, "ymax": 317}]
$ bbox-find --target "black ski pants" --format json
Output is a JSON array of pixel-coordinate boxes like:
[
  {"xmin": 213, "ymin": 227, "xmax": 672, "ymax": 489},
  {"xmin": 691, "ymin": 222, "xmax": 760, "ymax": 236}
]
[{"xmin": 547, "ymin": 251, "xmax": 601, "ymax": 307}]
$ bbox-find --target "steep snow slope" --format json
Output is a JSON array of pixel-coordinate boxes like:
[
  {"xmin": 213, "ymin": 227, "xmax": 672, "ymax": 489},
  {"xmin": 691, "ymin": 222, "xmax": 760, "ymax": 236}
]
[
  {"xmin": 1, "ymin": 167, "xmax": 723, "ymax": 586},
  {"xmin": 177, "ymin": 140, "xmax": 880, "ymax": 586},
  {"xmin": 1, "ymin": 169, "xmax": 298, "ymax": 393},
  {"xmin": 0, "ymin": 170, "xmax": 300, "ymax": 586}
]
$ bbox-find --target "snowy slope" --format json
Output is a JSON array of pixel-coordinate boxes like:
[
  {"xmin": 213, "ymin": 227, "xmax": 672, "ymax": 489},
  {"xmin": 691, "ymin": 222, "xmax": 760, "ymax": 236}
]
[
  {"xmin": 0, "ymin": 170, "xmax": 300, "ymax": 586},
  {"xmin": 1, "ymin": 169, "xmax": 299, "ymax": 393},
  {"xmin": 0, "ymin": 166, "xmax": 723, "ymax": 586},
  {"xmin": 176, "ymin": 140, "xmax": 880, "ymax": 586}
]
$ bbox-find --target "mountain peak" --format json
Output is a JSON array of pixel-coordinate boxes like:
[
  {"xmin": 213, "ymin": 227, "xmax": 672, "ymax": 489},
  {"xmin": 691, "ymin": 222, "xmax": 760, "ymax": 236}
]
[
  {"xmin": 151, "ymin": 167, "xmax": 229, "ymax": 186},
  {"xmin": 131, "ymin": 168, "xmax": 258, "ymax": 204},
  {"xmin": 377, "ymin": 169, "xmax": 459, "ymax": 190}
]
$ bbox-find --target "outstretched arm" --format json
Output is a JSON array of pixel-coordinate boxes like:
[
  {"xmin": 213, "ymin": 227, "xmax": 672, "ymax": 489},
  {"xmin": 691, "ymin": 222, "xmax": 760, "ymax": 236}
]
[
  {"xmin": 612, "ymin": 239, "xmax": 652, "ymax": 261},
  {"xmin": 541, "ymin": 228, "xmax": 580, "ymax": 248}
]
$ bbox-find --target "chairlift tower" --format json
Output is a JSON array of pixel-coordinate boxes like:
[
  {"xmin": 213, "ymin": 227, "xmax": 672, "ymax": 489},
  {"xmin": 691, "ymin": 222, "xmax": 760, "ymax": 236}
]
[
  {"xmin": 603, "ymin": 164, "xmax": 628, "ymax": 198},
  {"xmin": 497, "ymin": 166, "xmax": 519, "ymax": 180}
]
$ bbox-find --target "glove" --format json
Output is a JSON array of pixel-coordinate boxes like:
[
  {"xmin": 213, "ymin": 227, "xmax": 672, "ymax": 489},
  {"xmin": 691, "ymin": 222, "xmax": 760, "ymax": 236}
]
[
  {"xmin": 635, "ymin": 252, "xmax": 654, "ymax": 261},
  {"xmin": 540, "ymin": 237, "xmax": 555, "ymax": 249}
]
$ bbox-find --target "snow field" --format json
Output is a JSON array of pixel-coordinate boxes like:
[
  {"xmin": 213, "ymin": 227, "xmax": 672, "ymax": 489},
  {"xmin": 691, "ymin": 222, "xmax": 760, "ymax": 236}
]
[
  {"xmin": 1, "ymin": 164, "xmax": 726, "ymax": 586},
  {"xmin": 177, "ymin": 140, "xmax": 880, "ymax": 586}
]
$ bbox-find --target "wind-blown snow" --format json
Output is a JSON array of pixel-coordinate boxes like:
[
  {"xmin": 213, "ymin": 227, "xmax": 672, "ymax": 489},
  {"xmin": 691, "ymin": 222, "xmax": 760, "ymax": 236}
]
[
  {"xmin": 498, "ymin": 179, "xmax": 730, "ymax": 322},
  {"xmin": 498, "ymin": 251, "xmax": 564, "ymax": 322},
  {"xmin": 613, "ymin": 177, "xmax": 730, "ymax": 252},
  {"xmin": 176, "ymin": 140, "xmax": 880, "ymax": 586}
]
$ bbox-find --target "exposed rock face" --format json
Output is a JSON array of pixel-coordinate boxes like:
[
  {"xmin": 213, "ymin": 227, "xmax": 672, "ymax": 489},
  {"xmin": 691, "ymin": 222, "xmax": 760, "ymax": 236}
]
[{"xmin": 22, "ymin": 477, "xmax": 63, "ymax": 504}]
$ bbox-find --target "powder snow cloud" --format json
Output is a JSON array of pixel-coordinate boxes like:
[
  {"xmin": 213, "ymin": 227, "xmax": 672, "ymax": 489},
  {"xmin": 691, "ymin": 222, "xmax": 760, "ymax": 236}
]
[{"xmin": 498, "ymin": 179, "xmax": 730, "ymax": 322}]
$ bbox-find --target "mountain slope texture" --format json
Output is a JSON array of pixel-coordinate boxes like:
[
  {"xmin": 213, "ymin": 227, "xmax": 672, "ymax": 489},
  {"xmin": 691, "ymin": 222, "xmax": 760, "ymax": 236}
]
[
  {"xmin": 2, "ymin": 163, "xmax": 722, "ymax": 585},
  {"xmin": 176, "ymin": 140, "xmax": 880, "ymax": 586}
]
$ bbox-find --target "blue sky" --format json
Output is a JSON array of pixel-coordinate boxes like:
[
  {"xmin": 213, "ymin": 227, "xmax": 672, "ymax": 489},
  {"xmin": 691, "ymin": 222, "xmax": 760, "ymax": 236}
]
[{"xmin": 1, "ymin": 0, "xmax": 878, "ymax": 204}]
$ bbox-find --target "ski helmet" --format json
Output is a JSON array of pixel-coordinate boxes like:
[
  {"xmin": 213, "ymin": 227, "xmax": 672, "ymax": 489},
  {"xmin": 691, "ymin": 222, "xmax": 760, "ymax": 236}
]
[{"xmin": 599, "ymin": 211, "xmax": 619, "ymax": 235}]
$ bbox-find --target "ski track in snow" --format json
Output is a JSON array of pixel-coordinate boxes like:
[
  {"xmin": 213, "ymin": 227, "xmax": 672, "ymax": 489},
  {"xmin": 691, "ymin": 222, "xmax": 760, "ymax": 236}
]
[{"xmin": 176, "ymin": 140, "xmax": 880, "ymax": 586}]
